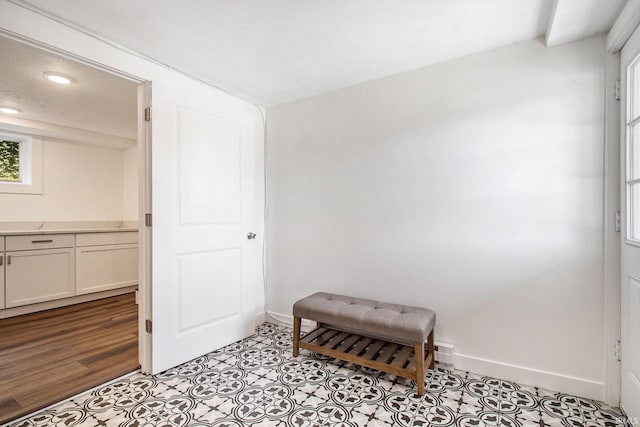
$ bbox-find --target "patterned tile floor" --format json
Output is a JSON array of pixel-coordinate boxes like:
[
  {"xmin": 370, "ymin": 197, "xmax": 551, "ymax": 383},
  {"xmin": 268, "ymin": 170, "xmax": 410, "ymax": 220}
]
[{"xmin": 5, "ymin": 323, "xmax": 623, "ymax": 427}]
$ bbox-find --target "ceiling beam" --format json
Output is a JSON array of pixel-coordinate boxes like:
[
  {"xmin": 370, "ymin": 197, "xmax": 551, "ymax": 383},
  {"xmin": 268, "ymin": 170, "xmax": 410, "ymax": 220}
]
[
  {"xmin": 0, "ymin": 116, "xmax": 136, "ymax": 150},
  {"xmin": 546, "ymin": 0, "xmax": 627, "ymax": 47},
  {"xmin": 607, "ymin": 0, "xmax": 640, "ymax": 52}
]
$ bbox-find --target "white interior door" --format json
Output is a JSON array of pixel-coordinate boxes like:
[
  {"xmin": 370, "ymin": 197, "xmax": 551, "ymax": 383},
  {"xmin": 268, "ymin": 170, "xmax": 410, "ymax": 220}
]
[
  {"xmin": 621, "ymin": 25, "xmax": 640, "ymax": 421},
  {"xmin": 150, "ymin": 73, "xmax": 260, "ymax": 374}
]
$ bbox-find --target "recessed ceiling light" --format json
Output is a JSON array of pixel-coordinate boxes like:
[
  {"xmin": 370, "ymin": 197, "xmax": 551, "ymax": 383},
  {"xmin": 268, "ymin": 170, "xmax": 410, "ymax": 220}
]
[
  {"xmin": 43, "ymin": 72, "xmax": 74, "ymax": 85},
  {"xmin": 0, "ymin": 107, "xmax": 21, "ymax": 114}
]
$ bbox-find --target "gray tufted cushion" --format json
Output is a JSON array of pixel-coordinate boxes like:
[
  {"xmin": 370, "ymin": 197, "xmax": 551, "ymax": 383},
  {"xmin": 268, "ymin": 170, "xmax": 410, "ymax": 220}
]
[{"xmin": 293, "ymin": 292, "xmax": 435, "ymax": 345}]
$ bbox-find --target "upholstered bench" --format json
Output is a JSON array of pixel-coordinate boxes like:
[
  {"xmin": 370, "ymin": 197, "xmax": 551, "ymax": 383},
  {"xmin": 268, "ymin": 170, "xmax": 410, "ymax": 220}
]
[{"xmin": 292, "ymin": 292, "xmax": 436, "ymax": 395}]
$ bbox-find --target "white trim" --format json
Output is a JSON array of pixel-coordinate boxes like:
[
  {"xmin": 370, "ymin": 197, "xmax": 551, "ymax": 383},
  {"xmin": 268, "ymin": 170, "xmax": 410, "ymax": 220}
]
[
  {"xmin": 455, "ymin": 353, "xmax": 605, "ymax": 401},
  {"xmin": 603, "ymin": 51, "xmax": 622, "ymax": 407},
  {"xmin": 624, "ymin": 238, "xmax": 640, "ymax": 248},
  {"xmin": 608, "ymin": 0, "xmax": 640, "ymax": 53},
  {"xmin": 0, "ymin": 286, "xmax": 137, "ymax": 319},
  {"xmin": 137, "ymin": 82, "xmax": 152, "ymax": 374},
  {"xmin": 265, "ymin": 310, "xmax": 315, "ymax": 332},
  {"xmin": 0, "ymin": 116, "xmax": 136, "ymax": 149},
  {"xmin": 626, "ymin": 53, "xmax": 640, "ymax": 246},
  {"xmin": 628, "ymin": 115, "xmax": 640, "ymax": 127},
  {"xmin": 544, "ymin": 0, "xmax": 560, "ymax": 46}
]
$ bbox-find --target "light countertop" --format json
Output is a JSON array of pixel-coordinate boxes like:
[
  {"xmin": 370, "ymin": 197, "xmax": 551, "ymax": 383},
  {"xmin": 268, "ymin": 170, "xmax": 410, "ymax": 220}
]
[{"xmin": 0, "ymin": 221, "xmax": 139, "ymax": 235}]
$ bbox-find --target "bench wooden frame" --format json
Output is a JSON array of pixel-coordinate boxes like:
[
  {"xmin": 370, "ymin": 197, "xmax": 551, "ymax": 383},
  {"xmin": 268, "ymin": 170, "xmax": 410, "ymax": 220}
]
[{"xmin": 293, "ymin": 317, "xmax": 435, "ymax": 395}]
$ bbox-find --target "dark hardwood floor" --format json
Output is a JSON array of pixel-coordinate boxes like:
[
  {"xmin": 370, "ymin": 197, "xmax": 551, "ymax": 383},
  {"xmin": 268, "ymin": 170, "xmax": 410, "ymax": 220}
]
[{"xmin": 0, "ymin": 293, "xmax": 139, "ymax": 424}]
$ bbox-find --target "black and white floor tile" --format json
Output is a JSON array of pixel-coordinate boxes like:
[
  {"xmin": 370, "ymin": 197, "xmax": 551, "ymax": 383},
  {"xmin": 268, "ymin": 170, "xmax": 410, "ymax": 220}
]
[{"xmin": 7, "ymin": 323, "xmax": 624, "ymax": 427}]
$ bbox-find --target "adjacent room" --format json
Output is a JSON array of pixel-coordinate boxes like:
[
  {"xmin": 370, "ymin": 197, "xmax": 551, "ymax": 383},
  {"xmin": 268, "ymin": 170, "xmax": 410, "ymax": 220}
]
[
  {"xmin": 0, "ymin": 0, "xmax": 639, "ymax": 426},
  {"xmin": 0, "ymin": 34, "xmax": 141, "ymax": 423}
]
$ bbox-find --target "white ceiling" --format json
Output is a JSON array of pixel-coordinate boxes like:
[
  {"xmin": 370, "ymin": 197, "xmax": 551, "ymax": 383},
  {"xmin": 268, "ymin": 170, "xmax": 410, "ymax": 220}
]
[
  {"xmin": 0, "ymin": 35, "xmax": 138, "ymax": 142},
  {"xmin": 13, "ymin": 0, "xmax": 555, "ymax": 106},
  {"xmin": 6, "ymin": 0, "xmax": 628, "ymax": 107}
]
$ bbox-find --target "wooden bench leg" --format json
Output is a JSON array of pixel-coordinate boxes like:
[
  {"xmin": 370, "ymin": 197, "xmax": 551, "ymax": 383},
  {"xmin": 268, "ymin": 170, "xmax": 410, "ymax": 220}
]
[
  {"xmin": 293, "ymin": 316, "xmax": 301, "ymax": 357},
  {"xmin": 427, "ymin": 329, "xmax": 435, "ymax": 369},
  {"xmin": 414, "ymin": 342, "xmax": 425, "ymax": 395}
]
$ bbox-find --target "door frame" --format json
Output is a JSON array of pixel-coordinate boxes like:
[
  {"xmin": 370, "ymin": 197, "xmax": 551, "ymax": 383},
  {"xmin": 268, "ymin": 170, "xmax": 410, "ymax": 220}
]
[
  {"xmin": 606, "ymin": 1, "xmax": 640, "ymax": 407},
  {"xmin": 0, "ymin": 28, "xmax": 153, "ymax": 371},
  {"xmin": 604, "ymin": 50, "xmax": 622, "ymax": 407},
  {"xmin": 619, "ymin": 26, "xmax": 640, "ymax": 418},
  {"xmin": 137, "ymin": 81, "xmax": 152, "ymax": 373}
]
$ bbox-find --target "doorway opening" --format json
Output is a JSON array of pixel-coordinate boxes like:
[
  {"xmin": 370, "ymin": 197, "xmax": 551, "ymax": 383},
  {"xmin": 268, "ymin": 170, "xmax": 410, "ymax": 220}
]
[{"xmin": 0, "ymin": 33, "xmax": 150, "ymax": 424}]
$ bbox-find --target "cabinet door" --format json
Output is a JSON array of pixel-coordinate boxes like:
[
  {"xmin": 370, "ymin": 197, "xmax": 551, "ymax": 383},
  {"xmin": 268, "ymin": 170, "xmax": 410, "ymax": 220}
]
[
  {"xmin": 1, "ymin": 237, "xmax": 5, "ymax": 309},
  {"xmin": 0, "ymin": 263, "xmax": 4, "ymax": 309},
  {"xmin": 5, "ymin": 248, "xmax": 75, "ymax": 308},
  {"xmin": 76, "ymin": 244, "xmax": 138, "ymax": 295}
]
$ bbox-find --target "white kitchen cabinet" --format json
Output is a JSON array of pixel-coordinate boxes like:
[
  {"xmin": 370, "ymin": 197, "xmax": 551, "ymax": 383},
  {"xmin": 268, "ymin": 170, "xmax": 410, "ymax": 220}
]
[
  {"xmin": 5, "ymin": 247, "xmax": 75, "ymax": 308},
  {"xmin": 0, "ymin": 230, "xmax": 137, "ymax": 311},
  {"xmin": 75, "ymin": 232, "xmax": 138, "ymax": 295}
]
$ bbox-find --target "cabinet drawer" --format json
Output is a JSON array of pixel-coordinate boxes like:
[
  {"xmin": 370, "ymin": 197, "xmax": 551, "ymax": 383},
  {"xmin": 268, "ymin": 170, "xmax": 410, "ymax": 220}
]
[
  {"xmin": 6, "ymin": 234, "xmax": 75, "ymax": 251},
  {"xmin": 76, "ymin": 231, "xmax": 139, "ymax": 247}
]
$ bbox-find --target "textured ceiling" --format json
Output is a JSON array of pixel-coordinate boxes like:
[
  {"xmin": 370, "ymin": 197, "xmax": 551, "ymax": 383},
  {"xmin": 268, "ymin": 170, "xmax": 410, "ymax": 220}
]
[
  {"xmin": 16, "ymin": 0, "xmax": 557, "ymax": 106},
  {"xmin": 0, "ymin": 35, "xmax": 138, "ymax": 140}
]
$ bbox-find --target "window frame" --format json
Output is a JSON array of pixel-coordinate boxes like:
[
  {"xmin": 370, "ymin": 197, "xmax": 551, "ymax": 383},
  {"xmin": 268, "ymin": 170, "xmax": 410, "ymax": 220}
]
[{"xmin": 0, "ymin": 130, "xmax": 43, "ymax": 195}]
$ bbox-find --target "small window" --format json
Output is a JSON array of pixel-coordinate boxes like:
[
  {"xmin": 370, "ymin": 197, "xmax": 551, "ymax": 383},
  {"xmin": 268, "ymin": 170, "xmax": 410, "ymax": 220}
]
[
  {"xmin": 0, "ymin": 131, "xmax": 43, "ymax": 194},
  {"xmin": 0, "ymin": 139, "xmax": 21, "ymax": 182}
]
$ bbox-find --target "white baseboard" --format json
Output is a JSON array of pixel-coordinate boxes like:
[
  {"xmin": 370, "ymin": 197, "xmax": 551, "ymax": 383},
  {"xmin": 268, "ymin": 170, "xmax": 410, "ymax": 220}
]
[
  {"xmin": 0, "ymin": 286, "xmax": 138, "ymax": 319},
  {"xmin": 265, "ymin": 310, "xmax": 605, "ymax": 401},
  {"xmin": 254, "ymin": 311, "xmax": 266, "ymax": 327},
  {"xmin": 455, "ymin": 353, "xmax": 604, "ymax": 401},
  {"xmin": 264, "ymin": 310, "xmax": 315, "ymax": 332}
]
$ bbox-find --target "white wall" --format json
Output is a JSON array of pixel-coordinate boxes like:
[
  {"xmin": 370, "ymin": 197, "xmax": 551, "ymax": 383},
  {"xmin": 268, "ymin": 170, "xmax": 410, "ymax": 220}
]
[
  {"xmin": 0, "ymin": 138, "xmax": 126, "ymax": 221},
  {"xmin": 267, "ymin": 36, "xmax": 607, "ymax": 398},
  {"xmin": 122, "ymin": 145, "xmax": 138, "ymax": 221}
]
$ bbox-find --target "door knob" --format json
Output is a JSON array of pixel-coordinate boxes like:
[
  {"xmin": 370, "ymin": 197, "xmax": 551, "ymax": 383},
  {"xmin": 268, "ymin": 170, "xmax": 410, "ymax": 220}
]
[{"xmin": 247, "ymin": 232, "xmax": 256, "ymax": 240}]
